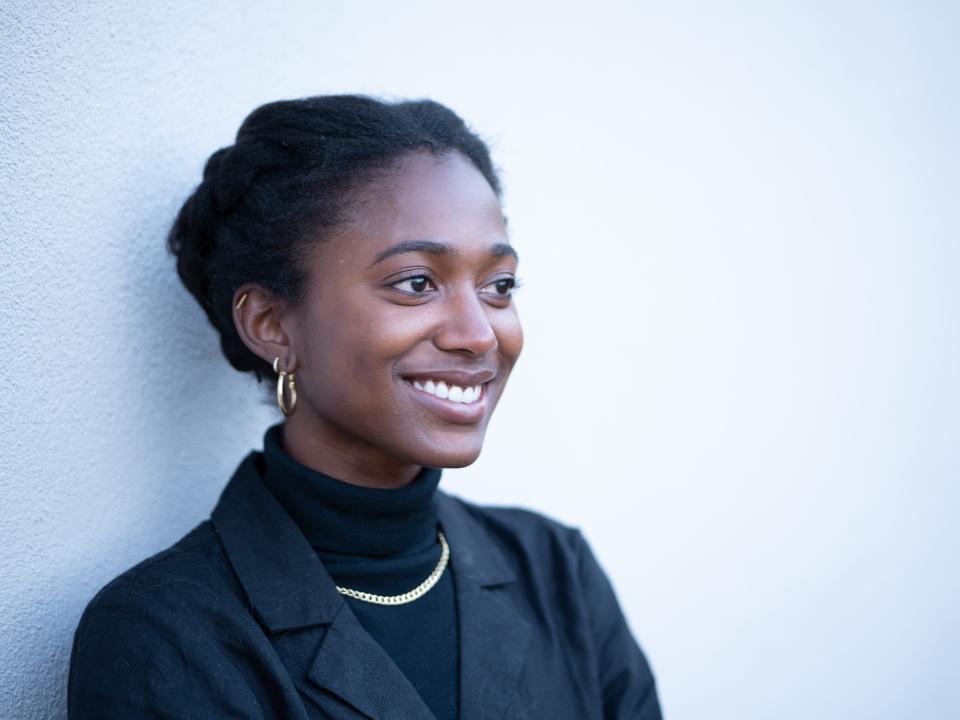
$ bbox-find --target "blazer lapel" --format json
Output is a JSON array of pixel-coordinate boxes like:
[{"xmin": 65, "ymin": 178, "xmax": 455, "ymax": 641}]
[
  {"xmin": 304, "ymin": 603, "xmax": 436, "ymax": 720},
  {"xmin": 438, "ymin": 493, "xmax": 533, "ymax": 720}
]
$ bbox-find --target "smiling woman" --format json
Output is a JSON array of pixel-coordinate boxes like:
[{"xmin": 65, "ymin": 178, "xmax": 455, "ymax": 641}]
[{"xmin": 66, "ymin": 95, "xmax": 662, "ymax": 719}]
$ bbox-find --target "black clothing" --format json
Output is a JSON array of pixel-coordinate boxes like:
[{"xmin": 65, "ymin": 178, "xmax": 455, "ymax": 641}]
[
  {"xmin": 260, "ymin": 425, "xmax": 458, "ymax": 720},
  {"xmin": 260, "ymin": 425, "xmax": 442, "ymax": 556},
  {"xmin": 69, "ymin": 449, "xmax": 663, "ymax": 719}
]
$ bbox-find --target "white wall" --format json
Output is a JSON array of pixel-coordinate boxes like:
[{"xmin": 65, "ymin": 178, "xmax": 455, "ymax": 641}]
[{"xmin": 2, "ymin": 1, "xmax": 958, "ymax": 718}]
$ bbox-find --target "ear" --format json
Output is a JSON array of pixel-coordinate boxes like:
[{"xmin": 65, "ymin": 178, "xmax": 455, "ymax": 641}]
[{"xmin": 232, "ymin": 284, "xmax": 298, "ymax": 371}]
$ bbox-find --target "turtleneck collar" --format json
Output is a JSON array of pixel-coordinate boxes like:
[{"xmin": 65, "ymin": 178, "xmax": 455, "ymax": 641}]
[{"xmin": 259, "ymin": 424, "xmax": 442, "ymax": 557}]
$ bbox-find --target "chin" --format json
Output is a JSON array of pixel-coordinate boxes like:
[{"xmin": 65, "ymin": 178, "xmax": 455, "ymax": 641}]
[
  {"xmin": 432, "ymin": 449, "xmax": 482, "ymax": 469},
  {"xmin": 409, "ymin": 434, "xmax": 485, "ymax": 469}
]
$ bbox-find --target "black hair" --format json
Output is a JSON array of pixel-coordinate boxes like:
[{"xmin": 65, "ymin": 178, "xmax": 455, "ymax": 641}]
[{"xmin": 167, "ymin": 95, "xmax": 501, "ymax": 381}]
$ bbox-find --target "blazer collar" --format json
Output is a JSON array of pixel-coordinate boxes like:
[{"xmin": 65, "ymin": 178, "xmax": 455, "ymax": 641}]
[
  {"xmin": 434, "ymin": 490, "xmax": 516, "ymax": 587},
  {"xmin": 211, "ymin": 452, "xmax": 344, "ymax": 631},
  {"xmin": 435, "ymin": 492, "xmax": 532, "ymax": 719}
]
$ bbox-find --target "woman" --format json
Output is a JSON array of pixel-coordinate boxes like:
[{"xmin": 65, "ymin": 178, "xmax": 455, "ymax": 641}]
[{"xmin": 68, "ymin": 95, "xmax": 662, "ymax": 719}]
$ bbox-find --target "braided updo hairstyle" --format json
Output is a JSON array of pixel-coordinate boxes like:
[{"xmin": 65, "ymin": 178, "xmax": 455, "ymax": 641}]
[{"xmin": 168, "ymin": 95, "xmax": 501, "ymax": 381}]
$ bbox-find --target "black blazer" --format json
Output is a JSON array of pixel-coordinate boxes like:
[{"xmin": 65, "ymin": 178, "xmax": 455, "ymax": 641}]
[{"xmin": 69, "ymin": 453, "xmax": 662, "ymax": 719}]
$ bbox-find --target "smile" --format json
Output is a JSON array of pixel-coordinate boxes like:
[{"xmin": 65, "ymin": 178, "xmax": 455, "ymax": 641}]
[
  {"xmin": 410, "ymin": 379, "xmax": 484, "ymax": 405},
  {"xmin": 402, "ymin": 375, "xmax": 491, "ymax": 425}
]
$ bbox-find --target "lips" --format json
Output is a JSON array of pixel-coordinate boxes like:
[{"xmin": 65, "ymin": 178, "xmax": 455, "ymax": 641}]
[{"xmin": 401, "ymin": 370, "xmax": 495, "ymax": 424}]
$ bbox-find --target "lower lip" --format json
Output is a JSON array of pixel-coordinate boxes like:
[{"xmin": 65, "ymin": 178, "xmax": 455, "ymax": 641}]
[{"xmin": 404, "ymin": 381, "xmax": 488, "ymax": 424}]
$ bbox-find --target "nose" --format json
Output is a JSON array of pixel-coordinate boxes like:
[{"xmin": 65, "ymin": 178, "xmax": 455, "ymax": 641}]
[{"xmin": 434, "ymin": 288, "xmax": 498, "ymax": 357}]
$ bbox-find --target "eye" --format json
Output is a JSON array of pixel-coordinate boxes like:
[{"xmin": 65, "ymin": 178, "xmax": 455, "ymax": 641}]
[
  {"xmin": 391, "ymin": 274, "xmax": 436, "ymax": 295},
  {"xmin": 480, "ymin": 276, "xmax": 520, "ymax": 299}
]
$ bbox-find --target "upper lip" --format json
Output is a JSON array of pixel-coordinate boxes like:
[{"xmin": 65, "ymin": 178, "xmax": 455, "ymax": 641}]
[{"xmin": 401, "ymin": 369, "xmax": 497, "ymax": 387}]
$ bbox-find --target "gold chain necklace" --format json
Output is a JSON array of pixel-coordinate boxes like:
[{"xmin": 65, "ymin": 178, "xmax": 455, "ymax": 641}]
[{"xmin": 335, "ymin": 531, "xmax": 450, "ymax": 606}]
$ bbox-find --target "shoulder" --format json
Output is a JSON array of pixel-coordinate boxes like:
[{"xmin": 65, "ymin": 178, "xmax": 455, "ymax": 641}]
[
  {"xmin": 437, "ymin": 491, "xmax": 594, "ymax": 587},
  {"xmin": 441, "ymin": 494, "xmax": 663, "ymax": 717},
  {"xmin": 77, "ymin": 520, "xmax": 240, "ymax": 621},
  {"xmin": 69, "ymin": 522, "xmax": 265, "ymax": 716},
  {"xmin": 437, "ymin": 492, "xmax": 630, "ymax": 616},
  {"xmin": 70, "ymin": 520, "xmax": 253, "ymax": 677},
  {"xmin": 443, "ymin": 492, "xmax": 581, "ymax": 546}
]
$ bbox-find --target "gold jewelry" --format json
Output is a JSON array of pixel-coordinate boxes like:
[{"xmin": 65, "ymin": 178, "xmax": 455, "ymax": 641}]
[
  {"xmin": 273, "ymin": 356, "xmax": 297, "ymax": 416},
  {"xmin": 235, "ymin": 292, "xmax": 248, "ymax": 310},
  {"xmin": 336, "ymin": 531, "xmax": 450, "ymax": 606}
]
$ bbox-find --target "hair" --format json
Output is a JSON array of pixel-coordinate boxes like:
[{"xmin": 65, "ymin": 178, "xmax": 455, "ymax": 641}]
[{"xmin": 167, "ymin": 95, "xmax": 501, "ymax": 381}]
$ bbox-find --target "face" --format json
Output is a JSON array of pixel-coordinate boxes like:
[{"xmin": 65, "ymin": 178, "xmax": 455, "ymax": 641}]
[{"xmin": 281, "ymin": 151, "xmax": 523, "ymax": 477}]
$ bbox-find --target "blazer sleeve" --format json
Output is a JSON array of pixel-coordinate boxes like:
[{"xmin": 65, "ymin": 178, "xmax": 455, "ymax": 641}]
[
  {"xmin": 68, "ymin": 580, "xmax": 267, "ymax": 720},
  {"xmin": 574, "ymin": 530, "xmax": 663, "ymax": 720}
]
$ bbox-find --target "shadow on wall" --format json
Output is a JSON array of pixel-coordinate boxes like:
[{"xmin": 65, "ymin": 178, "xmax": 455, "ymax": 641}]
[{"xmin": 53, "ymin": 136, "xmax": 277, "ymax": 717}]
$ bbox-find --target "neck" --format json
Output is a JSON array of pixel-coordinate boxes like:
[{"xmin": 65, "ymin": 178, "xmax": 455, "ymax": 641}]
[
  {"xmin": 259, "ymin": 423, "xmax": 442, "ymax": 556},
  {"xmin": 282, "ymin": 412, "xmax": 420, "ymax": 489}
]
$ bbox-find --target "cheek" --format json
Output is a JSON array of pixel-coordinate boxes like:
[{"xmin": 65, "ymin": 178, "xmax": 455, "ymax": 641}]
[
  {"xmin": 300, "ymin": 301, "xmax": 429, "ymax": 392},
  {"xmin": 496, "ymin": 310, "xmax": 524, "ymax": 368},
  {"xmin": 362, "ymin": 307, "xmax": 436, "ymax": 361}
]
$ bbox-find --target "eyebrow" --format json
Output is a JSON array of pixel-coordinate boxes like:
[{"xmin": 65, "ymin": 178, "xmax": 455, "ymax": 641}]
[
  {"xmin": 491, "ymin": 242, "xmax": 519, "ymax": 261},
  {"xmin": 369, "ymin": 240, "xmax": 518, "ymax": 266}
]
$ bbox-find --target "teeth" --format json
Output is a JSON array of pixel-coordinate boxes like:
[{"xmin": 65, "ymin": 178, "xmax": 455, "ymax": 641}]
[{"xmin": 410, "ymin": 379, "xmax": 485, "ymax": 404}]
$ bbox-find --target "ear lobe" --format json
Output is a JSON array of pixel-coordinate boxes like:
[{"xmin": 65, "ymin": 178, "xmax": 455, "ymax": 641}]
[{"xmin": 232, "ymin": 284, "xmax": 294, "ymax": 369}]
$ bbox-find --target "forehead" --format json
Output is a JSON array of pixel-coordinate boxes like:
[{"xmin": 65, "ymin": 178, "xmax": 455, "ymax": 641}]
[{"xmin": 322, "ymin": 151, "xmax": 507, "ymax": 267}]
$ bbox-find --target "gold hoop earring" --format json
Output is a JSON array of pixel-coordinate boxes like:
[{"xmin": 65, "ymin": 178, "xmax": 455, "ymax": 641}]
[{"xmin": 273, "ymin": 357, "xmax": 297, "ymax": 416}]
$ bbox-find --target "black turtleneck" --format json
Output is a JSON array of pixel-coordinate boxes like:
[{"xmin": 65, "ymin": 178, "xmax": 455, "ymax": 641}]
[{"xmin": 259, "ymin": 424, "xmax": 459, "ymax": 720}]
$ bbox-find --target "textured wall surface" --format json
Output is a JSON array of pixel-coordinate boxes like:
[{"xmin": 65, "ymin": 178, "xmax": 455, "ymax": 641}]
[{"xmin": 2, "ymin": 2, "xmax": 959, "ymax": 718}]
